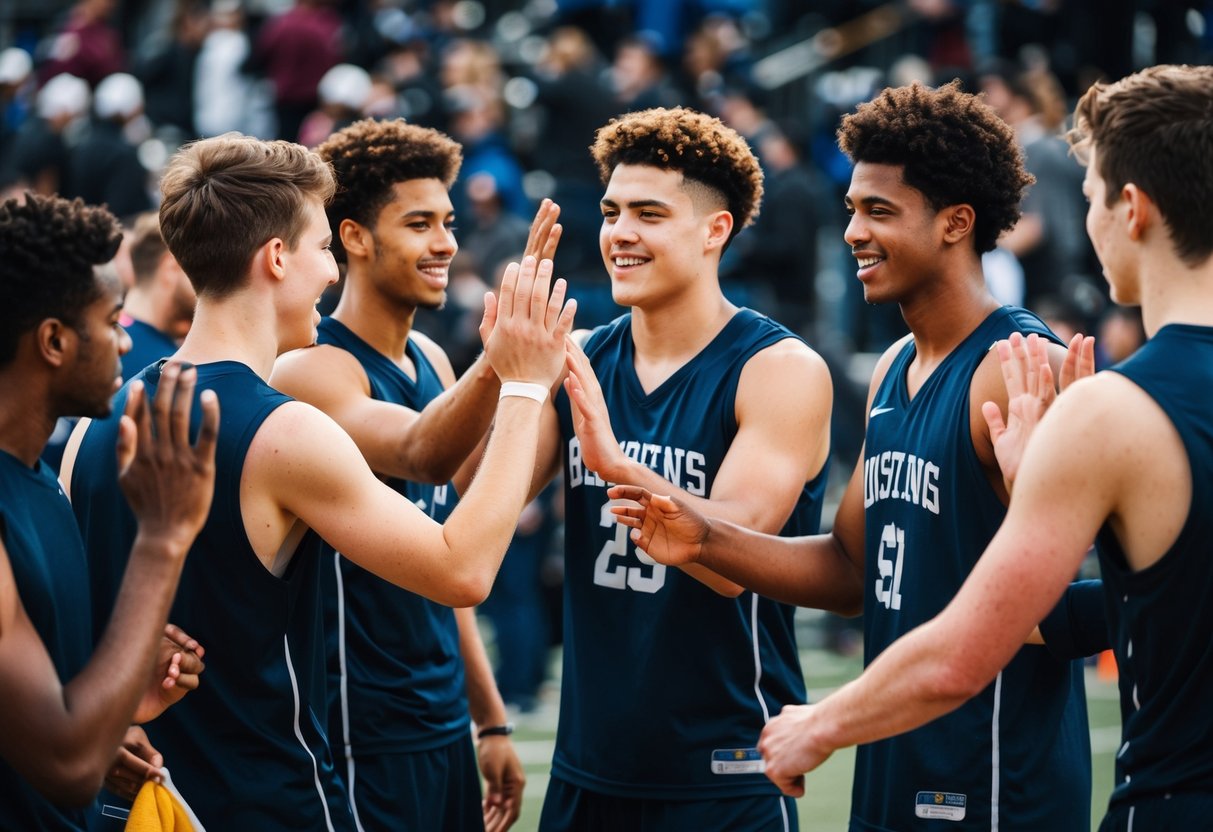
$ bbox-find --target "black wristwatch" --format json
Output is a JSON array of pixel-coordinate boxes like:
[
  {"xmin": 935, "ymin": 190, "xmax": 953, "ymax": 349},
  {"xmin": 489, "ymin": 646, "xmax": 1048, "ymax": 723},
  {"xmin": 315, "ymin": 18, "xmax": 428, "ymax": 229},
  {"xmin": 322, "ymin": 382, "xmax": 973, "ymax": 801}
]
[{"xmin": 477, "ymin": 723, "xmax": 515, "ymax": 740}]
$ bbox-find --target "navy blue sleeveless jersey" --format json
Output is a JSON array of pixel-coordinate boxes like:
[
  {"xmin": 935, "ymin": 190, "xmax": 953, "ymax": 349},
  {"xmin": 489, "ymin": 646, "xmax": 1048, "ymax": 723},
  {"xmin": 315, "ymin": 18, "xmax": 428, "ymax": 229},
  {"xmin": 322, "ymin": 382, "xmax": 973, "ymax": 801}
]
[
  {"xmin": 314, "ymin": 317, "xmax": 466, "ymax": 758},
  {"xmin": 552, "ymin": 309, "xmax": 827, "ymax": 800},
  {"xmin": 120, "ymin": 318, "xmax": 176, "ymax": 383},
  {"xmin": 855, "ymin": 306, "xmax": 1089, "ymax": 831},
  {"xmin": 1096, "ymin": 324, "xmax": 1213, "ymax": 812},
  {"xmin": 0, "ymin": 452, "xmax": 92, "ymax": 831},
  {"xmin": 70, "ymin": 362, "xmax": 355, "ymax": 832}
]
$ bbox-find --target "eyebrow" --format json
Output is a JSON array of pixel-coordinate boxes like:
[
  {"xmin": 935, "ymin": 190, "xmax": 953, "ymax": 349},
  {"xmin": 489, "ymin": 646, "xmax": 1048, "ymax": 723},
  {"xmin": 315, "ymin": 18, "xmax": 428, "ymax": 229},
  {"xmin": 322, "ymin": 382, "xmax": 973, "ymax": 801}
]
[
  {"xmin": 844, "ymin": 194, "xmax": 897, "ymax": 209},
  {"xmin": 600, "ymin": 198, "xmax": 673, "ymax": 211},
  {"xmin": 400, "ymin": 209, "xmax": 455, "ymax": 220}
]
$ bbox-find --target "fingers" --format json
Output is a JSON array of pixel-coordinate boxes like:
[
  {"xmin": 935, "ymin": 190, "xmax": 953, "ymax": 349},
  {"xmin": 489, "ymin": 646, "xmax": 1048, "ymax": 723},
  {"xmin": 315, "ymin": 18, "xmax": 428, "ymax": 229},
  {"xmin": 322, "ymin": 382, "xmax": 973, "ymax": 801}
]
[
  {"xmin": 195, "ymin": 388, "xmax": 220, "ymax": 466},
  {"xmin": 170, "ymin": 364, "xmax": 197, "ymax": 451},
  {"xmin": 481, "ymin": 290, "xmax": 499, "ymax": 342},
  {"xmin": 981, "ymin": 400, "xmax": 1006, "ymax": 443},
  {"xmin": 151, "ymin": 362, "xmax": 181, "ymax": 454},
  {"xmin": 608, "ymin": 484, "xmax": 650, "ymax": 503},
  {"xmin": 523, "ymin": 198, "xmax": 561, "ymax": 261},
  {"xmin": 1059, "ymin": 333, "xmax": 1096, "ymax": 390},
  {"xmin": 540, "ymin": 222, "xmax": 563, "ymax": 261},
  {"xmin": 497, "ymin": 261, "xmax": 519, "ymax": 321},
  {"xmin": 545, "ymin": 278, "xmax": 568, "ymax": 332},
  {"xmin": 164, "ymin": 623, "xmax": 204, "ymax": 658},
  {"xmin": 529, "ymin": 258, "xmax": 553, "ymax": 323},
  {"xmin": 513, "ymin": 256, "xmax": 538, "ymax": 318}
]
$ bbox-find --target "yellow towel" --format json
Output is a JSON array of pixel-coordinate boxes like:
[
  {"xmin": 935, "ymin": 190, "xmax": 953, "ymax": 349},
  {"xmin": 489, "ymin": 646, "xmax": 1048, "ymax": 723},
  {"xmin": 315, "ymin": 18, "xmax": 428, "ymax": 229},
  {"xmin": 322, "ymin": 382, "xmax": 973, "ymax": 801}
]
[{"xmin": 124, "ymin": 768, "xmax": 204, "ymax": 832}]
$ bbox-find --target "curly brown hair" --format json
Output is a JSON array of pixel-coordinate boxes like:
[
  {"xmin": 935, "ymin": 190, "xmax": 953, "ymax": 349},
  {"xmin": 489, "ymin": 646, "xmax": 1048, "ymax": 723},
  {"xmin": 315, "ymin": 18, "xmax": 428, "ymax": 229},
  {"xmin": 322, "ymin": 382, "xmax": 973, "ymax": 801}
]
[
  {"xmin": 837, "ymin": 81, "xmax": 1032, "ymax": 254},
  {"xmin": 590, "ymin": 106, "xmax": 763, "ymax": 241},
  {"xmin": 316, "ymin": 118, "xmax": 463, "ymax": 261},
  {"xmin": 1071, "ymin": 64, "xmax": 1213, "ymax": 266},
  {"xmin": 0, "ymin": 193, "xmax": 122, "ymax": 365}
]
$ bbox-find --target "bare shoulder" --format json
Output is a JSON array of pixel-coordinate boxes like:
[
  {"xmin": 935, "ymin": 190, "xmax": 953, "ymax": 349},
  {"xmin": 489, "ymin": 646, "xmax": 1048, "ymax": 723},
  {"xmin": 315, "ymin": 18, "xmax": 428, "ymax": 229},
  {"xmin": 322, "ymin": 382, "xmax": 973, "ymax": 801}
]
[
  {"xmin": 270, "ymin": 343, "xmax": 369, "ymax": 400},
  {"xmin": 247, "ymin": 399, "xmax": 364, "ymax": 467},
  {"xmin": 741, "ymin": 336, "xmax": 831, "ymax": 387},
  {"xmin": 736, "ymin": 338, "xmax": 832, "ymax": 432},
  {"xmin": 1050, "ymin": 370, "xmax": 1172, "ymax": 445}
]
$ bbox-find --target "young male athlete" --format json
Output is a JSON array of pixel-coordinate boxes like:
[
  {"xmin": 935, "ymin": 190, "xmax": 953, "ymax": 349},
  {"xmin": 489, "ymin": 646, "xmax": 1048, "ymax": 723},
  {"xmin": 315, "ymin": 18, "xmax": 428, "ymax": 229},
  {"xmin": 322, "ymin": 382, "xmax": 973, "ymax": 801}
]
[
  {"xmin": 530, "ymin": 106, "xmax": 837, "ymax": 831},
  {"xmin": 270, "ymin": 119, "xmax": 555, "ymax": 832},
  {"xmin": 119, "ymin": 212, "xmax": 196, "ymax": 380},
  {"xmin": 64, "ymin": 134, "xmax": 575, "ymax": 831},
  {"xmin": 0, "ymin": 193, "xmax": 217, "ymax": 829},
  {"xmin": 647, "ymin": 62, "xmax": 1213, "ymax": 832},
  {"xmin": 606, "ymin": 83, "xmax": 1100, "ymax": 830}
]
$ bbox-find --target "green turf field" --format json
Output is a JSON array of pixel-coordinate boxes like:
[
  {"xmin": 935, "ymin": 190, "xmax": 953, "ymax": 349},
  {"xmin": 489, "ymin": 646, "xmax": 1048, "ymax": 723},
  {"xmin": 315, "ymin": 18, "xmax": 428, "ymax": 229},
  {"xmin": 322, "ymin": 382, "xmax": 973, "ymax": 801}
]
[{"xmin": 501, "ymin": 642, "xmax": 1120, "ymax": 831}]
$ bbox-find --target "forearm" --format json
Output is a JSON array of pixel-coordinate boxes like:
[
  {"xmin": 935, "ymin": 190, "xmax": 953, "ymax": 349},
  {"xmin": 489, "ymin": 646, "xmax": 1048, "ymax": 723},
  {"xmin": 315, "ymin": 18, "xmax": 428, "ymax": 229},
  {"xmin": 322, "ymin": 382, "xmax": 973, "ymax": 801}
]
[
  {"xmin": 440, "ymin": 398, "xmax": 543, "ymax": 603},
  {"xmin": 396, "ymin": 355, "xmax": 499, "ymax": 483},
  {"xmin": 696, "ymin": 522, "xmax": 863, "ymax": 615},
  {"xmin": 456, "ymin": 607, "xmax": 508, "ymax": 728},
  {"xmin": 49, "ymin": 534, "xmax": 185, "ymax": 801}
]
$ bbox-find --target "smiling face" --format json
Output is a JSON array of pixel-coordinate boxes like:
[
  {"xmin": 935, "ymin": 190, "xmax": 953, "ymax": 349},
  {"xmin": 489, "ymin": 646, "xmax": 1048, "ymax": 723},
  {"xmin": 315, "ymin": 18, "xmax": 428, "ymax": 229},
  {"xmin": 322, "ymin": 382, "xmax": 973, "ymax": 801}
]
[
  {"xmin": 844, "ymin": 162, "xmax": 949, "ymax": 305},
  {"xmin": 599, "ymin": 164, "xmax": 725, "ymax": 310},
  {"xmin": 279, "ymin": 197, "xmax": 339, "ymax": 352},
  {"xmin": 360, "ymin": 178, "xmax": 457, "ymax": 311}
]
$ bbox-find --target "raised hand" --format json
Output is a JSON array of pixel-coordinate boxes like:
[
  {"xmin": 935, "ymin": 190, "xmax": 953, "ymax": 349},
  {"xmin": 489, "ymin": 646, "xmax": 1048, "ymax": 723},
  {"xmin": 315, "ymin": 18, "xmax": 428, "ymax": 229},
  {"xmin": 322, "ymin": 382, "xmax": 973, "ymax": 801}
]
[
  {"xmin": 117, "ymin": 363, "xmax": 220, "ymax": 554},
  {"xmin": 757, "ymin": 703, "xmax": 831, "ymax": 797},
  {"xmin": 606, "ymin": 484, "xmax": 708, "ymax": 566},
  {"xmin": 982, "ymin": 331, "xmax": 1093, "ymax": 489},
  {"xmin": 132, "ymin": 623, "xmax": 206, "ymax": 723},
  {"xmin": 480, "ymin": 256, "xmax": 576, "ymax": 390},
  {"xmin": 522, "ymin": 198, "xmax": 562, "ymax": 262},
  {"xmin": 564, "ymin": 339, "xmax": 625, "ymax": 481}
]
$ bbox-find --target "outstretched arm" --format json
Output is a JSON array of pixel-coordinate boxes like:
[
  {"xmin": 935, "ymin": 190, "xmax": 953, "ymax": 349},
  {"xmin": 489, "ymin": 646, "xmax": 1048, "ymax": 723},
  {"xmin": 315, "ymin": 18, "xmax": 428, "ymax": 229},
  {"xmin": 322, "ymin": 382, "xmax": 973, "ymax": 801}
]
[{"xmin": 0, "ymin": 366, "xmax": 218, "ymax": 805}]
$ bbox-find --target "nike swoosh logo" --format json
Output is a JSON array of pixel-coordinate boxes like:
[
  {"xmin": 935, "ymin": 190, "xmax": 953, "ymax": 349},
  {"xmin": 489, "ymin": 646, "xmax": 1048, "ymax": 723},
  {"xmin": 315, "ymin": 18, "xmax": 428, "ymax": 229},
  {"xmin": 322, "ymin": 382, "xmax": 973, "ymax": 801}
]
[{"xmin": 869, "ymin": 406, "xmax": 895, "ymax": 418}]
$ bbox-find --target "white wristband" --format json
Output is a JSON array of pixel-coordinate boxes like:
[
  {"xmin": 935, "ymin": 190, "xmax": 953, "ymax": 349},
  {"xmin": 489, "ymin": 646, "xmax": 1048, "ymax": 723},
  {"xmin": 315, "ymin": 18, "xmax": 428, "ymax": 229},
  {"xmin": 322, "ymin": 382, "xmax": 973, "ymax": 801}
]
[{"xmin": 499, "ymin": 381, "xmax": 549, "ymax": 403}]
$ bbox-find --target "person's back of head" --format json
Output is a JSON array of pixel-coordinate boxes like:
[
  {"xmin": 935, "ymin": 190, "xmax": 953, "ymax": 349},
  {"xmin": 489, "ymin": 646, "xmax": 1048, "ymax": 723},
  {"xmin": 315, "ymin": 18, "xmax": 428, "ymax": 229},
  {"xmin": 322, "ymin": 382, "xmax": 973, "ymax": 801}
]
[
  {"xmin": 836, "ymin": 80, "xmax": 1033, "ymax": 255},
  {"xmin": 128, "ymin": 211, "xmax": 168, "ymax": 287},
  {"xmin": 315, "ymin": 118, "xmax": 462, "ymax": 262},
  {"xmin": 1069, "ymin": 64, "xmax": 1213, "ymax": 268},
  {"xmin": 0, "ymin": 193, "xmax": 122, "ymax": 366},
  {"xmin": 158, "ymin": 133, "xmax": 335, "ymax": 298},
  {"xmin": 590, "ymin": 105, "xmax": 763, "ymax": 250}
]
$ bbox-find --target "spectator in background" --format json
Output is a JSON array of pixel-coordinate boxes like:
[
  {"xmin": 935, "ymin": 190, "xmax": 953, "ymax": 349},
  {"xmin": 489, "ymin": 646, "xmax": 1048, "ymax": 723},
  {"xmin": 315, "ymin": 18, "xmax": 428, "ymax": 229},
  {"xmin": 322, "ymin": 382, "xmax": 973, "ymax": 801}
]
[
  {"xmin": 133, "ymin": 0, "xmax": 210, "ymax": 141},
  {"xmin": 39, "ymin": 0, "xmax": 127, "ymax": 88},
  {"xmin": 0, "ymin": 49, "xmax": 34, "ymax": 180},
  {"xmin": 66, "ymin": 72, "xmax": 152, "ymax": 221},
  {"xmin": 7, "ymin": 73, "xmax": 90, "ymax": 198},
  {"xmin": 447, "ymin": 84, "xmax": 530, "ymax": 224},
  {"xmin": 1096, "ymin": 305, "xmax": 1146, "ymax": 369},
  {"xmin": 298, "ymin": 63, "xmax": 374, "ymax": 147},
  {"xmin": 250, "ymin": 0, "xmax": 343, "ymax": 141},
  {"xmin": 982, "ymin": 61, "xmax": 1090, "ymax": 309},
  {"xmin": 120, "ymin": 212, "xmax": 195, "ymax": 380},
  {"xmin": 193, "ymin": 0, "xmax": 273, "ymax": 138},
  {"xmin": 609, "ymin": 34, "xmax": 682, "ymax": 110}
]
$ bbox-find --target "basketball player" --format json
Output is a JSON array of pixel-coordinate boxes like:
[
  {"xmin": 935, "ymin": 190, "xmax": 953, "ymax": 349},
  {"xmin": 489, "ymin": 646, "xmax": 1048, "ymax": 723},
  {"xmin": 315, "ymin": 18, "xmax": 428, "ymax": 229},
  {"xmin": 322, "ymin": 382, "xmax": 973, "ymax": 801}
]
[
  {"xmin": 270, "ymin": 119, "xmax": 557, "ymax": 832},
  {"xmin": 63, "ymin": 134, "xmax": 575, "ymax": 831},
  {"xmin": 529, "ymin": 106, "xmax": 837, "ymax": 831},
  {"xmin": 0, "ymin": 193, "xmax": 217, "ymax": 828},
  {"xmin": 606, "ymin": 82, "xmax": 1100, "ymax": 830}
]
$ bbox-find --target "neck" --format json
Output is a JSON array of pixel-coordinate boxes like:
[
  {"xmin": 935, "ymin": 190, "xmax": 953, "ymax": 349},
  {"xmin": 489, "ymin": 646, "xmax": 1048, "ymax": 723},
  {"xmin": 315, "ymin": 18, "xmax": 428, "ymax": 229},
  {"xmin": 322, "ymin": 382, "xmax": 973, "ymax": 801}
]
[
  {"xmin": 173, "ymin": 292, "xmax": 282, "ymax": 380},
  {"xmin": 122, "ymin": 285, "xmax": 169, "ymax": 334},
  {"xmin": 330, "ymin": 274, "xmax": 417, "ymax": 363},
  {"xmin": 1139, "ymin": 256, "xmax": 1213, "ymax": 337},
  {"xmin": 898, "ymin": 261, "xmax": 1001, "ymax": 363},
  {"xmin": 0, "ymin": 372, "xmax": 57, "ymax": 467},
  {"xmin": 629, "ymin": 279, "xmax": 736, "ymax": 361}
]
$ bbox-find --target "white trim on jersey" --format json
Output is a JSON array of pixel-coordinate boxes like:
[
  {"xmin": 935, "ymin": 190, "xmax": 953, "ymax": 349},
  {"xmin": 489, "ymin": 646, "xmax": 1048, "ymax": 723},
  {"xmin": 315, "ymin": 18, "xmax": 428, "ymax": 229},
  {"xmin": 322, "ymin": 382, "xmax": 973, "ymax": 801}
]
[
  {"xmin": 750, "ymin": 594, "xmax": 790, "ymax": 832},
  {"xmin": 991, "ymin": 670, "xmax": 1003, "ymax": 832},
  {"xmin": 334, "ymin": 551, "xmax": 368, "ymax": 832},
  {"xmin": 283, "ymin": 634, "xmax": 337, "ymax": 832}
]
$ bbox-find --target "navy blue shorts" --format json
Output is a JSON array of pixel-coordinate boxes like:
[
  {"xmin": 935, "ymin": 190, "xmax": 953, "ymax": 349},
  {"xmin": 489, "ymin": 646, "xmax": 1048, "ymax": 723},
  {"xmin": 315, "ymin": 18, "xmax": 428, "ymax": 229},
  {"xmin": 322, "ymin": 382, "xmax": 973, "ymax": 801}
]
[
  {"xmin": 538, "ymin": 775, "xmax": 798, "ymax": 832},
  {"xmin": 1099, "ymin": 792, "xmax": 1213, "ymax": 831},
  {"xmin": 344, "ymin": 734, "xmax": 483, "ymax": 831}
]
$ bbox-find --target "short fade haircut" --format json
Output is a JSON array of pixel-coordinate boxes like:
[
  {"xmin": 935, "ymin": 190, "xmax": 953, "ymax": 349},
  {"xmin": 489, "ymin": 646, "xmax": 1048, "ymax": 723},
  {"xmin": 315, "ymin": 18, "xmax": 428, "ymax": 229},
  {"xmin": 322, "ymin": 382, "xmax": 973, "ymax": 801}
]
[
  {"xmin": 0, "ymin": 193, "xmax": 122, "ymax": 365},
  {"xmin": 590, "ymin": 106, "xmax": 764, "ymax": 244},
  {"xmin": 128, "ymin": 211, "xmax": 168, "ymax": 287},
  {"xmin": 1070, "ymin": 64, "xmax": 1213, "ymax": 266},
  {"xmin": 837, "ymin": 81, "xmax": 1033, "ymax": 254},
  {"xmin": 158, "ymin": 134, "xmax": 335, "ymax": 297},
  {"xmin": 316, "ymin": 118, "xmax": 463, "ymax": 262}
]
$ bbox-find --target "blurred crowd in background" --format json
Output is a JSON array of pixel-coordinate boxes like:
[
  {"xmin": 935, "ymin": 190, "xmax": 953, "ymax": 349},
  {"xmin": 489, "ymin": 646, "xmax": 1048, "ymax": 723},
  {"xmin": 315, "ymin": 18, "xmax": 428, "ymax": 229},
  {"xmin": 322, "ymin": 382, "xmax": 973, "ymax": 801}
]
[{"xmin": 2, "ymin": 0, "xmax": 1211, "ymax": 711}]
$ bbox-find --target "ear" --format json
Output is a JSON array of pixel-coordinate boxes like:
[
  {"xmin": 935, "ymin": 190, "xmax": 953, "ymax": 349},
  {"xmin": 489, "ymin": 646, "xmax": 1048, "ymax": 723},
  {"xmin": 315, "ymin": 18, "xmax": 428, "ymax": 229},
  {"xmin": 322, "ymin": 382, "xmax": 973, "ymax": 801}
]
[
  {"xmin": 940, "ymin": 204, "xmax": 976, "ymax": 245},
  {"xmin": 35, "ymin": 319, "xmax": 73, "ymax": 368},
  {"xmin": 1121, "ymin": 183, "xmax": 1153, "ymax": 241},
  {"xmin": 339, "ymin": 218, "xmax": 371, "ymax": 260},
  {"xmin": 258, "ymin": 236, "xmax": 289, "ymax": 283},
  {"xmin": 704, "ymin": 210, "xmax": 734, "ymax": 253}
]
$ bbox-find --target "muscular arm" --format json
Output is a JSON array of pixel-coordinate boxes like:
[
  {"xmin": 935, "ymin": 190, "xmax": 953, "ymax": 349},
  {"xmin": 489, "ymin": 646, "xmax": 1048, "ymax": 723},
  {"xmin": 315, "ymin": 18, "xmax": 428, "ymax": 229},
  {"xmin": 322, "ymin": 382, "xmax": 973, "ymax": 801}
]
[{"xmin": 271, "ymin": 343, "xmax": 499, "ymax": 485}]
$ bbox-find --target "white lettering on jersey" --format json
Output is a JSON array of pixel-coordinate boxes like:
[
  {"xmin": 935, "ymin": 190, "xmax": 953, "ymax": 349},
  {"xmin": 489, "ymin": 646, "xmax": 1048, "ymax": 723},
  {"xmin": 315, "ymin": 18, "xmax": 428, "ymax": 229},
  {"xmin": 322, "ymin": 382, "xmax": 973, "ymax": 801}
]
[{"xmin": 863, "ymin": 450, "xmax": 942, "ymax": 516}]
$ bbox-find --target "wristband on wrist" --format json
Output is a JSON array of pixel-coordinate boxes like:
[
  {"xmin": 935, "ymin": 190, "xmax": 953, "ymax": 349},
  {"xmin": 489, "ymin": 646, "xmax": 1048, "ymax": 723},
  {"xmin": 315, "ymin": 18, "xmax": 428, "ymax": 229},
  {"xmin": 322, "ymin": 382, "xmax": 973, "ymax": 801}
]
[
  {"xmin": 477, "ymin": 723, "xmax": 515, "ymax": 740},
  {"xmin": 499, "ymin": 381, "xmax": 548, "ymax": 403}
]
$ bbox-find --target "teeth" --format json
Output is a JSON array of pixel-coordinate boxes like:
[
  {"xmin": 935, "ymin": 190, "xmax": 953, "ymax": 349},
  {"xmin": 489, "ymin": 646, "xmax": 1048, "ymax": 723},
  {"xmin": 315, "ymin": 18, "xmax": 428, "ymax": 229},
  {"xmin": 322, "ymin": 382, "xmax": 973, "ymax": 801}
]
[
  {"xmin": 857, "ymin": 257, "xmax": 883, "ymax": 268},
  {"xmin": 615, "ymin": 257, "xmax": 646, "ymax": 266}
]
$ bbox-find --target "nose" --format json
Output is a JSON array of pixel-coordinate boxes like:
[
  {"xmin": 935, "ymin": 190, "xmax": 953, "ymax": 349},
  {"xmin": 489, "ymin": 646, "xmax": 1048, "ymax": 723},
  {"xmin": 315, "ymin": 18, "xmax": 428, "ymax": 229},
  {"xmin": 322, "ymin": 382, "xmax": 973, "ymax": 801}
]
[
  {"xmin": 844, "ymin": 211, "xmax": 869, "ymax": 248},
  {"xmin": 118, "ymin": 324, "xmax": 133, "ymax": 356},
  {"xmin": 434, "ymin": 224, "xmax": 457, "ymax": 255},
  {"xmin": 606, "ymin": 214, "xmax": 639, "ymax": 246}
]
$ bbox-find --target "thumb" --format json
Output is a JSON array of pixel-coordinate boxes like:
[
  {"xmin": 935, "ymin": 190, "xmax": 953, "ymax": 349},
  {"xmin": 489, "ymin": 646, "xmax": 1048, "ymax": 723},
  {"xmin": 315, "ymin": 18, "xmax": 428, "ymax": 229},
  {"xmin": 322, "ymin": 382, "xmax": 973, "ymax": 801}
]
[
  {"xmin": 981, "ymin": 401, "xmax": 1006, "ymax": 442},
  {"xmin": 116, "ymin": 413, "xmax": 137, "ymax": 474}
]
